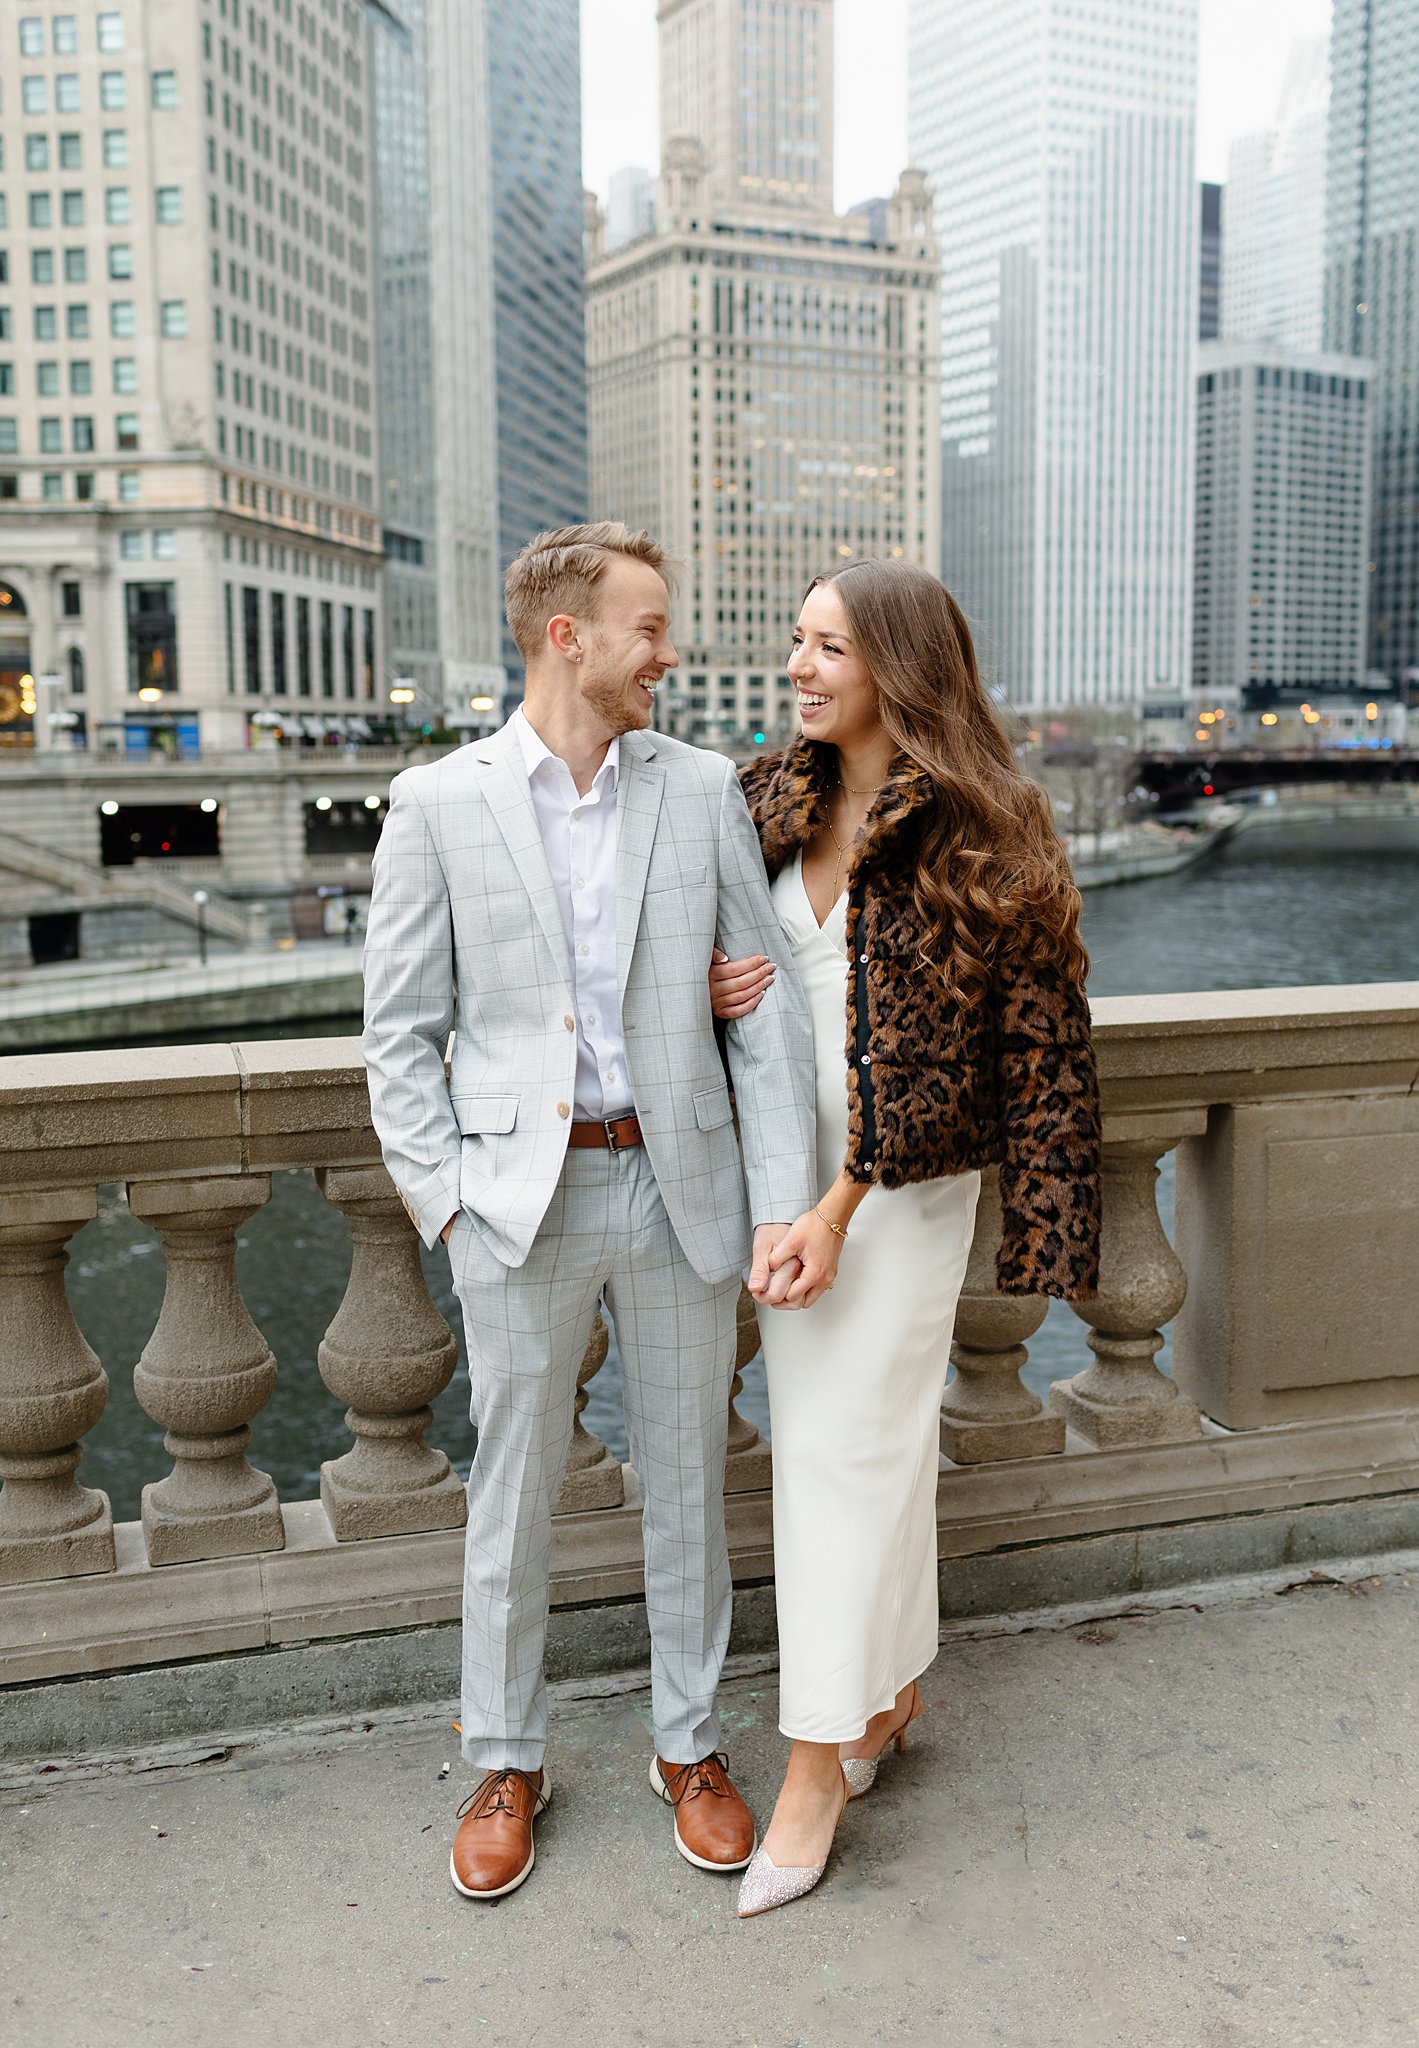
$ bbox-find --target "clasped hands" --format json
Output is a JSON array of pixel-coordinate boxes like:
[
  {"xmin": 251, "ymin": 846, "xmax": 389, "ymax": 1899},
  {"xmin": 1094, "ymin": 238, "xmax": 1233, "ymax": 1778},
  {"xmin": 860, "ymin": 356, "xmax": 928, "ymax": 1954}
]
[{"xmin": 748, "ymin": 1214, "xmax": 841, "ymax": 1312}]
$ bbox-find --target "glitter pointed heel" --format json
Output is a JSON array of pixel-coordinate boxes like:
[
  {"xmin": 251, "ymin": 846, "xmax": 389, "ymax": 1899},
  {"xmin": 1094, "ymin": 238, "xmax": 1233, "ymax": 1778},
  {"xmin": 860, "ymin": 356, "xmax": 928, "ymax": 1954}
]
[
  {"xmin": 735, "ymin": 1767, "xmax": 848, "ymax": 1920},
  {"xmin": 840, "ymin": 1680, "xmax": 924, "ymax": 1800}
]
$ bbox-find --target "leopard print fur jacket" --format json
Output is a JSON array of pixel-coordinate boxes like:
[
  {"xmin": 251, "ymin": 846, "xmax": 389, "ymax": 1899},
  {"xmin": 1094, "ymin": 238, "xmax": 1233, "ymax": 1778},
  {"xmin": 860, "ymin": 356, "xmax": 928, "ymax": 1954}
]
[{"xmin": 741, "ymin": 738, "xmax": 1102, "ymax": 1301}]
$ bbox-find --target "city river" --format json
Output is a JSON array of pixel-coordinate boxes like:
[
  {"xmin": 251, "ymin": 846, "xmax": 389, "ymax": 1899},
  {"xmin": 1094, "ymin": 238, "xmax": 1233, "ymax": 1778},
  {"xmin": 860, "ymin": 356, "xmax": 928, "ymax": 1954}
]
[{"xmin": 63, "ymin": 815, "xmax": 1419, "ymax": 1521}]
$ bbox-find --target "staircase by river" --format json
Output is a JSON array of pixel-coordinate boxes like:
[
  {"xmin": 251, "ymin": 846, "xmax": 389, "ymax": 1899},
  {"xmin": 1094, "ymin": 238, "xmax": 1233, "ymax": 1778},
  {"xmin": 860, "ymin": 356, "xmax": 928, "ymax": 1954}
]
[{"xmin": 0, "ymin": 825, "xmax": 252, "ymax": 946}]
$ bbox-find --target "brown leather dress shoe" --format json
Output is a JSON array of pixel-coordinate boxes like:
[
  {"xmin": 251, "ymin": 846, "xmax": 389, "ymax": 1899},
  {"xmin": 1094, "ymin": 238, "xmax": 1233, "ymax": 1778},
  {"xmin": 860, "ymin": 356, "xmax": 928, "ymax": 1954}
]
[
  {"xmin": 649, "ymin": 1752, "xmax": 757, "ymax": 1872},
  {"xmin": 449, "ymin": 1767, "xmax": 551, "ymax": 1900}
]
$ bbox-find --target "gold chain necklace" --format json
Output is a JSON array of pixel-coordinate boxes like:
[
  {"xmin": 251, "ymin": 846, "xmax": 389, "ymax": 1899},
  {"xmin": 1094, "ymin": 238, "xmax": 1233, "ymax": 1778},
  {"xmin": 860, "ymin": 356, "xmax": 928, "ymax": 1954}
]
[{"xmin": 824, "ymin": 786, "xmax": 874, "ymax": 896}]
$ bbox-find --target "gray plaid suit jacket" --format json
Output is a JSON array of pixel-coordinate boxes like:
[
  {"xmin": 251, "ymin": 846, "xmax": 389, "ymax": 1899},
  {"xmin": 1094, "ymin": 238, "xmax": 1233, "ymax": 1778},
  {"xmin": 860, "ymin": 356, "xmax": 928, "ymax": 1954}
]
[{"xmin": 362, "ymin": 718, "xmax": 817, "ymax": 1284}]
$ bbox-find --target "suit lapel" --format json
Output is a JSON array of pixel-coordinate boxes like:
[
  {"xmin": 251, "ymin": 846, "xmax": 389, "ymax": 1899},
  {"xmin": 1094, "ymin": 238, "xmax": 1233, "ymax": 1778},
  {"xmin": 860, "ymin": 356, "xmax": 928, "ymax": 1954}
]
[
  {"xmin": 615, "ymin": 731, "xmax": 665, "ymax": 996},
  {"xmin": 470, "ymin": 722, "xmax": 571, "ymax": 982}
]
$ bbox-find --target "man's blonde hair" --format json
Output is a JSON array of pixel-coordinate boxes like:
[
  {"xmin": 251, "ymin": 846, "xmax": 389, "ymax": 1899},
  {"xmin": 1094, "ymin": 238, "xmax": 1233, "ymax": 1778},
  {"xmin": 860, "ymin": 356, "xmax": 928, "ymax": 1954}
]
[{"xmin": 503, "ymin": 522, "xmax": 670, "ymax": 664}]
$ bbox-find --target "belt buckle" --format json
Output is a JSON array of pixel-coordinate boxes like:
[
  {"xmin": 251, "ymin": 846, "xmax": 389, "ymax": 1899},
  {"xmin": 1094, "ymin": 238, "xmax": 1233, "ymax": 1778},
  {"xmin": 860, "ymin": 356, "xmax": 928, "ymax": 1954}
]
[{"xmin": 603, "ymin": 1117, "xmax": 621, "ymax": 1154}]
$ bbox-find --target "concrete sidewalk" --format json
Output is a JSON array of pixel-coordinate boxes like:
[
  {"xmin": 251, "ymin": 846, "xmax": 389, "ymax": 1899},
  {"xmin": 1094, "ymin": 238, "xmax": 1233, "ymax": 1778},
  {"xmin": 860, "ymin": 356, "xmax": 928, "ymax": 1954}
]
[{"xmin": 3, "ymin": 1573, "xmax": 1416, "ymax": 2048}]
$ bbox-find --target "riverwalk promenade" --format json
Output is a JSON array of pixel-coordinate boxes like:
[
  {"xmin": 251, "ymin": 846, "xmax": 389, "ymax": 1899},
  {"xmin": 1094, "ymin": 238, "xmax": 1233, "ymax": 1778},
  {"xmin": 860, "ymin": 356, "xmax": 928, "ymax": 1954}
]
[{"xmin": 4, "ymin": 1561, "xmax": 1416, "ymax": 2048}]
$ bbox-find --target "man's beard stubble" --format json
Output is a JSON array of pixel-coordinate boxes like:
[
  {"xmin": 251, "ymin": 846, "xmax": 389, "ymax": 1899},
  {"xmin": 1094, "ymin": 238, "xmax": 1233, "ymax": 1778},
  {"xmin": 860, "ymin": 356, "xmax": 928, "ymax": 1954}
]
[{"xmin": 580, "ymin": 660, "xmax": 651, "ymax": 736}]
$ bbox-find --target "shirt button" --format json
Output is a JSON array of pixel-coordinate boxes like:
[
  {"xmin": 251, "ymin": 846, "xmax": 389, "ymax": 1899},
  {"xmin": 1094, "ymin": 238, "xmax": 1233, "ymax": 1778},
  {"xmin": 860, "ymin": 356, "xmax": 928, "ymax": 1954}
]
[
  {"xmin": 573, "ymin": 875, "xmax": 585, "ymax": 889},
  {"xmin": 563, "ymin": 1015, "xmax": 575, "ymax": 1031},
  {"xmin": 586, "ymin": 1013, "xmax": 597, "ymax": 1027},
  {"xmin": 579, "ymin": 943, "xmax": 590, "ymax": 956},
  {"xmin": 557, "ymin": 1101, "xmax": 570, "ymax": 1118}
]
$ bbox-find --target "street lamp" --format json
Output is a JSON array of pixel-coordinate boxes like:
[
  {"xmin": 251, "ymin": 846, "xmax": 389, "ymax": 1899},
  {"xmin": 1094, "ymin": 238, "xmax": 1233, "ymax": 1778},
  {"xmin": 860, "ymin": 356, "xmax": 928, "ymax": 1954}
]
[{"xmin": 192, "ymin": 888, "xmax": 209, "ymax": 967}]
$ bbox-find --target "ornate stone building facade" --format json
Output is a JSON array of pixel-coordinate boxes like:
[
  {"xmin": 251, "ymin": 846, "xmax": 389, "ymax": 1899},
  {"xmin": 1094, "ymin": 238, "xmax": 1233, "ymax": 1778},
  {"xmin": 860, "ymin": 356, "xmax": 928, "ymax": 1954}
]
[
  {"xmin": 0, "ymin": 0, "xmax": 384, "ymax": 753},
  {"xmin": 585, "ymin": 0, "xmax": 939, "ymax": 749}
]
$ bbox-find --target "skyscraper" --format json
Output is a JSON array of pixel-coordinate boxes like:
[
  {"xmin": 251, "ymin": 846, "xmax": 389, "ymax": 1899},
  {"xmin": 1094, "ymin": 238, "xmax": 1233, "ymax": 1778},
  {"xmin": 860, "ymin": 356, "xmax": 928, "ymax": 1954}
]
[
  {"xmin": 1325, "ymin": 0, "xmax": 1419, "ymax": 688},
  {"xmin": 368, "ymin": 0, "xmax": 503, "ymax": 728},
  {"xmin": 1194, "ymin": 343, "xmax": 1372, "ymax": 705},
  {"xmin": 586, "ymin": 0, "xmax": 939, "ymax": 748},
  {"xmin": 909, "ymin": 0, "xmax": 1199, "ymax": 710},
  {"xmin": 1221, "ymin": 35, "xmax": 1328, "ymax": 353},
  {"xmin": 0, "ymin": 0, "xmax": 382, "ymax": 753},
  {"xmin": 485, "ymin": 0, "xmax": 588, "ymax": 696},
  {"xmin": 604, "ymin": 166, "xmax": 656, "ymax": 254}
]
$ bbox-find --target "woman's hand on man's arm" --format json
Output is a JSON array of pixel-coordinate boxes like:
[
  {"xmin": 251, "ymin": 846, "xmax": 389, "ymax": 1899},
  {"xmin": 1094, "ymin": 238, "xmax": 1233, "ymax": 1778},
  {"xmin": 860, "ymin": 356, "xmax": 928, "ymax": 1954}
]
[{"xmin": 709, "ymin": 947, "xmax": 775, "ymax": 1020}]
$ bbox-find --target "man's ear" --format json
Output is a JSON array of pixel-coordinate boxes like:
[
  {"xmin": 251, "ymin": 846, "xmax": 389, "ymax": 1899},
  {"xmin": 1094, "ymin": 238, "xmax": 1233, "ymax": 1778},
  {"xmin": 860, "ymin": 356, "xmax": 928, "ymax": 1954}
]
[{"xmin": 546, "ymin": 613, "xmax": 582, "ymax": 663}]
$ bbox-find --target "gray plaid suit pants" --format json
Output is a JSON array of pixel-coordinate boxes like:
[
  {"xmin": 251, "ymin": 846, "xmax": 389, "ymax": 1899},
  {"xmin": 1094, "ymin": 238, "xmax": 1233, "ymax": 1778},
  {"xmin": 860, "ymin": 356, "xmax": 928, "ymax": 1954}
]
[{"xmin": 449, "ymin": 1144, "xmax": 740, "ymax": 1771}]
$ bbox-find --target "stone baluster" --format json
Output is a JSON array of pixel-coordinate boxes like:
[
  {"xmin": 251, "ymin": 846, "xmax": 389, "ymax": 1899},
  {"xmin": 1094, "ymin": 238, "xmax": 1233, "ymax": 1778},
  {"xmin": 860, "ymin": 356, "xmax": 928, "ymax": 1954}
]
[
  {"xmin": 554, "ymin": 1311, "xmax": 625, "ymax": 1512},
  {"xmin": 128, "ymin": 1176, "xmax": 285, "ymax": 1564},
  {"xmin": 316, "ymin": 1165, "xmax": 467, "ymax": 1537},
  {"xmin": 724, "ymin": 1283, "xmax": 772, "ymax": 1491},
  {"xmin": 1049, "ymin": 1111, "xmax": 1206, "ymax": 1447},
  {"xmin": 940, "ymin": 1167, "xmax": 1064, "ymax": 1462},
  {"xmin": 0, "ymin": 1188, "xmax": 115, "ymax": 1584}
]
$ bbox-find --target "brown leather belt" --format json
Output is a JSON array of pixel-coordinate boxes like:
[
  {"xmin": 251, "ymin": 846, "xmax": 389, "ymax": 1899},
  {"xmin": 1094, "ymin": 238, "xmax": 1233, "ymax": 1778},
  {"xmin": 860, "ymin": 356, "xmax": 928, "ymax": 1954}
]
[{"xmin": 567, "ymin": 1113, "xmax": 643, "ymax": 1152}]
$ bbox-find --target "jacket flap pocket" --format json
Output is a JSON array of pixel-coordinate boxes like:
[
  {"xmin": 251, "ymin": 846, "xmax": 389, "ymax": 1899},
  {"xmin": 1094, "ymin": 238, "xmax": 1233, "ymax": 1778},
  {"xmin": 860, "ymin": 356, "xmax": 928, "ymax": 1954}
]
[
  {"xmin": 646, "ymin": 860, "xmax": 708, "ymax": 893},
  {"xmin": 693, "ymin": 1085, "xmax": 734, "ymax": 1132},
  {"xmin": 452, "ymin": 1093, "xmax": 518, "ymax": 1134}
]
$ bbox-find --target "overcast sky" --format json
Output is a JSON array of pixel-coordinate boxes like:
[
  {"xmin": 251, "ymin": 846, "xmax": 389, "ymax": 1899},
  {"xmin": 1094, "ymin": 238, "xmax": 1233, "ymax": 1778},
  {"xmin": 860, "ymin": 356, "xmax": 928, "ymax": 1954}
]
[{"xmin": 582, "ymin": 0, "xmax": 1334, "ymax": 210}]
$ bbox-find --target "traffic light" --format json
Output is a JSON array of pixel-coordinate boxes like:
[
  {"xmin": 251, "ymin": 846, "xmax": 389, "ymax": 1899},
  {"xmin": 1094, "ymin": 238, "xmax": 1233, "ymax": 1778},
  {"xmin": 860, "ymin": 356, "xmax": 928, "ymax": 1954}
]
[{"xmin": 753, "ymin": 730, "xmax": 766, "ymax": 745}]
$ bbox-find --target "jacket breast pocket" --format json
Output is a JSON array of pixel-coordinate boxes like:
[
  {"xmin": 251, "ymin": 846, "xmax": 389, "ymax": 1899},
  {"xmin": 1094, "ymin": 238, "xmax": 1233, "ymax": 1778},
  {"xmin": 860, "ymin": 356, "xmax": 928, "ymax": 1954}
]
[
  {"xmin": 693, "ymin": 1084, "xmax": 734, "ymax": 1132},
  {"xmin": 451, "ymin": 1093, "xmax": 518, "ymax": 1136}
]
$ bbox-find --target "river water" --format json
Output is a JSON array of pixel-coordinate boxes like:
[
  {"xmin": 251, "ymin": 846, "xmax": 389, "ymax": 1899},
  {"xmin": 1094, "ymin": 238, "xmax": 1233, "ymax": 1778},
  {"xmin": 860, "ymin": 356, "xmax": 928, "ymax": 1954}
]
[{"xmin": 65, "ymin": 816, "xmax": 1419, "ymax": 1522}]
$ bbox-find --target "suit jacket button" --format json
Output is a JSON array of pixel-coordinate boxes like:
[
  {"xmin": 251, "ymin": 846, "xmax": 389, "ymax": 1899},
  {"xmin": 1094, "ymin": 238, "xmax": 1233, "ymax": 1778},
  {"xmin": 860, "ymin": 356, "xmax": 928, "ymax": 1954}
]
[
  {"xmin": 557, "ymin": 1101, "xmax": 571, "ymax": 1118},
  {"xmin": 563, "ymin": 1015, "xmax": 575, "ymax": 1031}
]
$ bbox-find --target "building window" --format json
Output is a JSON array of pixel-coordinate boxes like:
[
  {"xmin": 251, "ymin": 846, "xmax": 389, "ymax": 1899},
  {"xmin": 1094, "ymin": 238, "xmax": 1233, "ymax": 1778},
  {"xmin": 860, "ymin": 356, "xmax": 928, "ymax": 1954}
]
[
  {"xmin": 53, "ymin": 14, "xmax": 78, "ymax": 53},
  {"xmin": 74, "ymin": 472, "xmax": 94, "ymax": 501},
  {"xmin": 36, "ymin": 361, "xmax": 60, "ymax": 397},
  {"xmin": 25, "ymin": 134, "xmax": 49, "ymax": 171},
  {"xmin": 42, "ymin": 474, "xmax": 64, "ymax": 502},
  {"xmin": 117, "ymin": 471, "xmax": 139, "ymax": 501},
  {"xmin": 362, "ymin": 608, "xmax": 374, "ymax": 700},
  {"xmin": 341, "ymin": 604, "xmax": 355, "ymax": 699},
  {"xmin": 115, "ymin": 412, "xmax": 139, "ymax": 450},
  {"xmin": 151, "ymin": 70, "xmax": 178, "ymax": 109},
  {"xmin": 59, "ymin": 133, "xmax": 82, "ymax": 169},
  {"xmin": 109, "ymin": 300, "xmax": 135, "ymax": 339},
  {"xmin": 31, "ymin": 250, "xmax": 55, "ymax": 285},
  {"xmin": 160, "ymin": 299, "xmax": 187, "ymax": 338},
  {"xmin": 108, "ymin": 245, "xmax": 133, "ymax": 281},
  {"xmin": 72, "ymin": 416, "xmax": 94, "ymax": 451},
  {"xmin": 224, "ymin": 584, "xmax": 235, "ymax": 694},
  {"xmin": 33, "ymin": 306, "xmax": 57, "ymax": 341},
  {"xmin": 0, "ymin": 422, "xmax": 17, "ymax": 455},
  {"xmin": 55, "ymin": 74, "xmax": 80, "ymax": 113},
  {"xmin": 103, "ymin": 129, "xmax": 128, "ymax": 168},
  {"xmin": 29, "ymin": 192, "xmax": 53, "ymax": 231},
  {"xmin": 61, "ymin": 190, "xmax": 85, "ymax": 228},
  {"xmin": 97, "ymin": 12, "xmax": 124, "ymax": 53},
  {"xmin": 319, "ymin": 598, "xmax": 333, "ymax": 698},
  {"xmin": 69, "ymin": 646, "xmax": 85, "ymax": 693},
  {"xmin": 126, "ymin": 582, "xmax": 178, "ymax": 694},
  {"xmin": 66, "ymin": 305, "xmax": 89, "ymax": 340},
  {"xmin": 105, "ymin": 187, "xmax": 131, "ymax": 226},
  {"xmin": 61, "ymin": 582, "xmax": 81, "ymax": 620},
  {"xmin": 19, "ymin": 19, "xmax": 44, "ymax": 57},
  {"xmin": 155, "ymin": 187, "xmax": 182, "ymax": 225},
  {"xmin": 112, "ymin": 357, "xmax": 138, "ymax": 395},
  {"xmin": 69, "ymin": 361, "xmax": 91, "ymax": 396},
  {"xmin": 0, "ymin": 475, "xmax": 18, "ymax": 498},
  {"xmin": 296, "ymin": 594, "xmax": 311, "ymax": 697},
  {"xmin": 22, "ymin": 77, "xmax": 48, "ymax": 117},
  {"xmin": 242, "ymin": 585, "xmax": 261, "ymax": 693},
  {"xmin": 99, "ymin": 71, "xmax": 126, "ymax": 111},
  {"xmin": 0, "ymin": 366, "xmax": 11, "ymax": 396},
  {"xmin": 152, "ymin": 530, "xmax": 176, "ymax": 560},
  {"xmin": 120, "ymin": 531, "xmax": 144, "ymax": 560},
  {"xmin": 270, "ymin": 590, "xmax": 287, "ymax": 694},
  {"xmin": 39, "ymin": 418, "xmax": 62, "ymax": 454},
  {"xmin": 63, "ymin": 248, "xmax": 87, "ymax": 284}
]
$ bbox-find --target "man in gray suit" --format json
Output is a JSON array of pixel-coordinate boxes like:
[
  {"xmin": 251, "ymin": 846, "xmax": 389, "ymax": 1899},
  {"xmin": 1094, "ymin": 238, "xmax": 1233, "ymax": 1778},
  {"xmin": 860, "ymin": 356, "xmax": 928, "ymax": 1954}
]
[{"xmin": 363, "ymin": 522, "xmax": 815, "ymax": 1900}]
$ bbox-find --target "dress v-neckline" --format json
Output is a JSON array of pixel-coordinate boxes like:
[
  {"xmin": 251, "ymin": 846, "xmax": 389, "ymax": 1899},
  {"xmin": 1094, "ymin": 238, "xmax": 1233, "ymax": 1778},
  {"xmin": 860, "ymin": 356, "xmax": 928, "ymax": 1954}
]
[{"xmin": 793, "ymin": 849, "xmax": 846, "ymax": 937}]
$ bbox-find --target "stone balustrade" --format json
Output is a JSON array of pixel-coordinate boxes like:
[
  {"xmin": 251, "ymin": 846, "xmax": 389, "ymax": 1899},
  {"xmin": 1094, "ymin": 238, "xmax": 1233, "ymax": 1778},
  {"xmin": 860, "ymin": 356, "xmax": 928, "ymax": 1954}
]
[{"xmin": 2, "ymin": 985, "xmax": 1418, "ymax": 1697}]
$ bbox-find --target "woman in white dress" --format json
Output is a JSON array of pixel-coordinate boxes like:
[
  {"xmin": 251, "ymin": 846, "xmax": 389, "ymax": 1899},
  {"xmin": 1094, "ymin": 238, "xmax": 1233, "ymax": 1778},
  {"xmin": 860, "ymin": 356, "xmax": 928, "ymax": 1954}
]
[{"xmin": 713, "ymin": 560, "xmax": 1102, "ymax": 1918}]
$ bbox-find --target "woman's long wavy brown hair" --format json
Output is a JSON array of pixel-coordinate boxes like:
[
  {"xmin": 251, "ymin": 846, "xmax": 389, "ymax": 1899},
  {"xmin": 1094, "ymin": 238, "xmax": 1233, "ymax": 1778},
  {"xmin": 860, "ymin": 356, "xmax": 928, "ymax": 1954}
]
[{"xmin": 814, "ymin": 557, "xmax": 1088, "ymax": 1006}]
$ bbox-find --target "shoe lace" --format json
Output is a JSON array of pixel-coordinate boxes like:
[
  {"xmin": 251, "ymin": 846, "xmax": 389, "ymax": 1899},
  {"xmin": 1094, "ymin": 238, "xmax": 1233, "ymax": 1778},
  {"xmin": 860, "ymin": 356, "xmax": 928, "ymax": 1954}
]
[
  {"xmin": 661, "ymin": 1752, "xmax": 733, "ymax": 1807},
  {"xmin": 456, "ymin": 1768, "xmax": 538, "ymax": 1822}
]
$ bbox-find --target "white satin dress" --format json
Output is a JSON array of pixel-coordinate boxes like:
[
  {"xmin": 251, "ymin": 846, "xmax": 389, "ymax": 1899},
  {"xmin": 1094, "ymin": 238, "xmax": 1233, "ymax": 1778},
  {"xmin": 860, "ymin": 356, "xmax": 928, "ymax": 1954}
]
[{"xmin": 758, "ymin": 852, "xmax": 981, "ymax": 1742}]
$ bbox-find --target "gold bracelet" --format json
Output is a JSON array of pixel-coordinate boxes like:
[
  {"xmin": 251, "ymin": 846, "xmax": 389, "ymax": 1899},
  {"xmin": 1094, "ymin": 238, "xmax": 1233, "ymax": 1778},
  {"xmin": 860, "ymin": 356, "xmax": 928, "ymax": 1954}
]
[{"xmin": 815, "ymin": 1207, "xmax": 848, "ymax": 1240}]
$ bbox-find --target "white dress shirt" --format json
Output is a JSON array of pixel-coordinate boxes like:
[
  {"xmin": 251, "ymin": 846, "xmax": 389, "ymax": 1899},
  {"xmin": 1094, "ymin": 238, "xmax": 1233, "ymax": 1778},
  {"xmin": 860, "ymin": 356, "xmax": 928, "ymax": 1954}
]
[{"xmin": 513, "ymin": 707, "xmax": 633, "ymax": 1121}]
